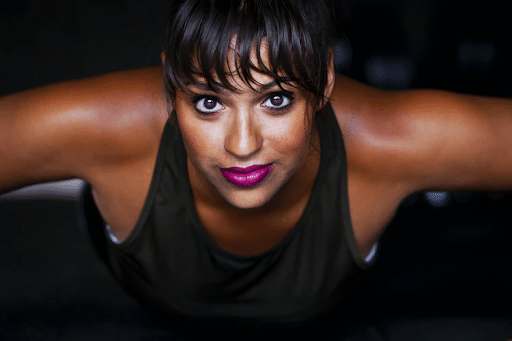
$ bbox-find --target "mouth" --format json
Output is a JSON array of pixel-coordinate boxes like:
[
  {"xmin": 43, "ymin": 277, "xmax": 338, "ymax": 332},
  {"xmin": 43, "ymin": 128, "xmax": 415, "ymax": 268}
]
[{"xmin": 220, "ymin": 164, "xmax": 273, "ymax": 188}]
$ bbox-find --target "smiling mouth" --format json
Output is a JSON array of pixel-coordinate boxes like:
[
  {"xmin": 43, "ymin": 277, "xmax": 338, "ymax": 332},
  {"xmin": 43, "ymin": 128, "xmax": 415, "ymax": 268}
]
[{"xmin": 220, "ymin": 164, "xmax": 273, "ymax": 187}]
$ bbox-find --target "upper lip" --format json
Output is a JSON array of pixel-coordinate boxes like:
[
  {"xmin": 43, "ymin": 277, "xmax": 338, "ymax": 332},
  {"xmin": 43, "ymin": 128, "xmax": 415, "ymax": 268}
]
[{"xmin": 221, "ymin": 164, "xmax": 271, "ymax": 174}]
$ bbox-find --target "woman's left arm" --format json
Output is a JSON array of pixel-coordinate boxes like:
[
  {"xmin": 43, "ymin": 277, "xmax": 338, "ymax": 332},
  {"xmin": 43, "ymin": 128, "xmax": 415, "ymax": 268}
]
[
  {"xmin": 333, "ymin": 76, "xmax": 512, "ymax": 195},
  {"xmin": 392, "ymin": 90, "xmax": 512, "ymax": 193}
]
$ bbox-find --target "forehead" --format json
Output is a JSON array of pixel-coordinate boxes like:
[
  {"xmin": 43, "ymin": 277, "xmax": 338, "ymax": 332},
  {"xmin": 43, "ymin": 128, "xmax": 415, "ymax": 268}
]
[
  {"xmin": 190, "ymin": 36, "xmax": 286, "ymax": 92},
  {"xmin": 224, "ymin": 36, "xmax": 273, "ymax": 83},
  {"xmin": 226, "ymin": 36, "xmax": 270, "ymax": 65}
]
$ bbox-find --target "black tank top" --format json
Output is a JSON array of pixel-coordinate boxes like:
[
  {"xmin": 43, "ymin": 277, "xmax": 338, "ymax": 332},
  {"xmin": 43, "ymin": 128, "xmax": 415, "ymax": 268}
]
[{"xmin": 77, "ymin": 102, "xmax": 376, "ymax": 333}]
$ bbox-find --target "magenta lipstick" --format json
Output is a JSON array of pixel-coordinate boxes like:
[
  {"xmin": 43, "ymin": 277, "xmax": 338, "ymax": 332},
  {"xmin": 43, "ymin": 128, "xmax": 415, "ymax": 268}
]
[{"xmin": 220, "ymin": 164, "xmax": 273, "ymax": 188}]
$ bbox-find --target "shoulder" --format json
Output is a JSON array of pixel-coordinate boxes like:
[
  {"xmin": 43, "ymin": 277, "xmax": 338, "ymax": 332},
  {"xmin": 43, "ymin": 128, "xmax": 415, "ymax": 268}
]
[
  {"xmin": 0, "ymin": 66, "xmax": 169, "ymax": 193},
  {"xmin": 324, "ymin": 74, "xmax": 512, "ymax": 254},
  {"xmin": 329, "ymin": 74, "xmax": 510, "ymax": 193},
  {"xmin": 329, "ymin": 74, "xmax": 441, "ymax": 190},
  {"xmin": 329, "ymin": 74, "xmax": 409, "ymax": 185},
  {"xmin": 73, "ymin": 66, "xmax": 170, "ymax": 183},
  {"xmin": 71, "ymin": 66, "xmax": 169, "ymax": 164}
]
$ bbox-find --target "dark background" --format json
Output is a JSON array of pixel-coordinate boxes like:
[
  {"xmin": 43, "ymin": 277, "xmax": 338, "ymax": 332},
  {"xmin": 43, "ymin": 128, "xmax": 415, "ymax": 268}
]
[{"xmin": 1, "ymin": 0, "xmax": 512, "ymax": 340}]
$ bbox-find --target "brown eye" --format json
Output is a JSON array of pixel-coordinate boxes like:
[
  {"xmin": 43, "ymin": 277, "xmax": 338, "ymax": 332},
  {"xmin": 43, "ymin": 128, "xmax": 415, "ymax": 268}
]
[
  {"xmin": 263, "ymin": 93, "xmax": 291, "ymax": 110},
  {"xmin": 195, "ymin": 97, "xmax": 222, "ymax": 114},
  {"xmin": 204, "ymin": 98, "xmax": 217, "ymax": 110},
  {"xmin": 270, "ymin": 95, "xmax": 283, "ymax": 106}
]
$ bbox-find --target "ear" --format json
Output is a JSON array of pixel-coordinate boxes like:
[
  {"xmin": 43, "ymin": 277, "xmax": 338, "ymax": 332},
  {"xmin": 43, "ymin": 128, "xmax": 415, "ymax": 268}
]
[
  {"xmin": 324, "ymin": 47, "xmax": 335, "ymax": 100},
  {"xmin": 315, "ymin": 48, "xmax": 335, "ymax": 112},
  {"xmin": 160, "ymin": 52, "xmax": 166, "ymax": 65}
]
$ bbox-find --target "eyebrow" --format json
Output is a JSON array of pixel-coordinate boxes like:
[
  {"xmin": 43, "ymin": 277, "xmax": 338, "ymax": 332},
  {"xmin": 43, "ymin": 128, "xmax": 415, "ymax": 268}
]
[{"xmin": 186, "ymin": 80, "xmax": 281, "ymax": 94}]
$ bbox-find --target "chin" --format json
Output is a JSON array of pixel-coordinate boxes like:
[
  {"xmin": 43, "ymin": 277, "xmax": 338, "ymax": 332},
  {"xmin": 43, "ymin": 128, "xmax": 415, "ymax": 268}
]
[{"xmin": 222, "ymin": 187, "xmax": 276, "ymax": 210}]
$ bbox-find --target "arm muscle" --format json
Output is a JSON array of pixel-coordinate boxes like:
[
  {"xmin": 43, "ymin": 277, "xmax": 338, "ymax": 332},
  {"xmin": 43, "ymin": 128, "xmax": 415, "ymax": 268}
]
[{"xmin": 0, "ymin": 67, "xmax": 166, "ymax": 195}]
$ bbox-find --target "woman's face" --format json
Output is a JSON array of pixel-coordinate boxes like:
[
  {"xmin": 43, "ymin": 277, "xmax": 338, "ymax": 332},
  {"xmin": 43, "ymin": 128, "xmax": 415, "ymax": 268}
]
[{"xmin": 175, "ymin": 45, "xmax": 323, "ymax": 210}]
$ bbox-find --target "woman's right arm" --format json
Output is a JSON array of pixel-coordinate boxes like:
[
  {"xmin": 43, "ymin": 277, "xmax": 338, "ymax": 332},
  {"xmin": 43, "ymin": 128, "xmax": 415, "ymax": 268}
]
[
  {"xmin": 0, "ymin": 66, "xmax": 167, "ymax": 195},
  {"xmin": 0, "ymin": 81, "xmax": 96, "ymax": 194}
]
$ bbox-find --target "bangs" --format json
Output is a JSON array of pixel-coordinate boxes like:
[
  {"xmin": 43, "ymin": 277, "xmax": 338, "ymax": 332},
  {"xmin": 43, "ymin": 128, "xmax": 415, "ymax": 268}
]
[{"xmin": 164, "ymin": 0, "xmax": 332, "ymax": 111}]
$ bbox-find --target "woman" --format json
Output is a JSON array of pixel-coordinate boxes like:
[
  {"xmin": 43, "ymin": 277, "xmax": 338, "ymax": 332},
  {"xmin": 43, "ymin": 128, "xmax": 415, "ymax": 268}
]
[{"xmin": 1, "ymin": 0, "xmax": 511, "ymax": 339}]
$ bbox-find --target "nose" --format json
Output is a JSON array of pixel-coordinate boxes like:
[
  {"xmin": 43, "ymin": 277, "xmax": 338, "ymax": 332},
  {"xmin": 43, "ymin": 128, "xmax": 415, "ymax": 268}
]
[{"xmin": 224, "ymin": 110, "xmax": 262, "ymax": 159}]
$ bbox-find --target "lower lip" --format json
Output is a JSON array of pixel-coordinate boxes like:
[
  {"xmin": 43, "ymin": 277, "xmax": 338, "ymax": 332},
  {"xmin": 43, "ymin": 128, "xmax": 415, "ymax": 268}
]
[{"xmin": 220, "ymin": 164, "xmax": 273, "ymax": 188}]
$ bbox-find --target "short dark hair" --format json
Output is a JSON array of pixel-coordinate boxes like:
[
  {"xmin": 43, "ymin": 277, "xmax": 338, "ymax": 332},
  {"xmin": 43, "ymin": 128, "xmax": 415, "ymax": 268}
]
[{"xmin": 163, "ymin": 0, "xmax": 335, "ymax": 126}]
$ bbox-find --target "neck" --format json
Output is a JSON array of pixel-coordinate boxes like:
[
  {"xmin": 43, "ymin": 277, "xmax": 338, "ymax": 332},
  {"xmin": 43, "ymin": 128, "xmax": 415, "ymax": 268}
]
[{"xmin": 187, "ymin": 127, "xmax": 321, "ymax": 255}]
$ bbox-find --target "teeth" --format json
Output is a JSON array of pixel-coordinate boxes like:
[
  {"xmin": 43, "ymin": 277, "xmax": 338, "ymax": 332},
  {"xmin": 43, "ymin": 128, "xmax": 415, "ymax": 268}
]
[{"xmin": 233, "ymin": 171, "xmax": 259, "ymax": 181}]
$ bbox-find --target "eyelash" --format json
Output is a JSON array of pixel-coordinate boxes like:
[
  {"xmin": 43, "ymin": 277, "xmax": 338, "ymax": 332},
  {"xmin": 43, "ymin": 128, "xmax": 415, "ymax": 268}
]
[{"xmin": 191, "ymin": 91, "xmax": 295, "ymax": 116}]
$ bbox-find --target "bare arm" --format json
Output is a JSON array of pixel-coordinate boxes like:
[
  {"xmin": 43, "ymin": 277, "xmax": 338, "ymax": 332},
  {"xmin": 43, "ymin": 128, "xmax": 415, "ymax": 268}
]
[
  {"xmin": 334, "ymin": 75, "xmax": 512, "ymax": 195},
  {"xmin": 331, "ymin": 75, "xmax": 512, "ymax": 255},
  {"xmin": 392, "ymin": 90, "xmax": 512, "ymax": 192},
  {"xmin": 0, "ymin": 66, "xmax": 166, "ymax": 195}
]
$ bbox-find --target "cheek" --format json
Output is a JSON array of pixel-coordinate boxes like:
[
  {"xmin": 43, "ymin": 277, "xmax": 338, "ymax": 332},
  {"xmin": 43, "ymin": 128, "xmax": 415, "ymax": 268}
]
[
  {"xmin": 175, "ymin": 104, "xmax": 219, "ymax": 157},
  {"xmin": 265, "ymin": 115, "xmax": 312, "ymax": 156},
  {"xmin": 176, "ymin": 110, "xmax": 204, "ymax": 159},
  {"xmin": 179, "ymin": 122, "xmax": 214, "ymax": 158}
]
